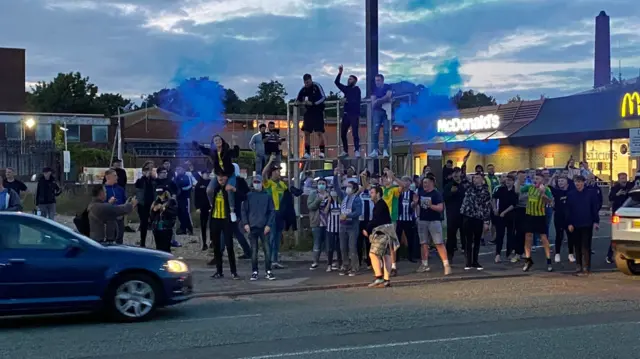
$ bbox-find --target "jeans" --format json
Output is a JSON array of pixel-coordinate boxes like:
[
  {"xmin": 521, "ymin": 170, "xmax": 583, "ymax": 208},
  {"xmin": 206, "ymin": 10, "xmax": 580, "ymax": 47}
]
[
  {"xmin": 463, "ymin": 216, "xmax": 483, "ymax": 266},
  {"xmin": 446, "ymin": 212, "xmax": 464, "ymax": 259},
  {"xmin": 220, "ymin": 221, "xmax": 252, "ymax": 256},
  {"xmin": 153, "ymin": 230, "xmax": 172, "ymax": 253},
  {"xmin": 494, "ymin": 215, "xmax": 515, "ymax": 255},
  {"xmin": 340, "ymin": 224, "xmax": 360, "ymax": 271},
  {"xmin": 177, "ymin": 196, "xmax": 193, "ymax": 233},
  {"xmin": 115, "ymin": 217, "xmax": 125, "ymax": 244},
  {"xmin": 554, "ymin": 216, "xmax": 573, "ymax": 256},
  {"xmin": 312, "ymin": 226, "xmax": 327, "ymax": 264},
  {"xmin": 138, "ymin": 204, "xmax": 152, "ymax": 247},
  {"xmin": 358, "ymin": 221, "xmax": 371, "ymax": 266},
  {"xmin": 210, "ymin": 218, "xmax": 237, "ymax": 274},
  {"xmin": 396, "ymin": 220, "xmax": 419, "ymax": 261},
  {"xmin": 371, "ymin": 109, "xmax": 390, "ymax": 152},
  {"xmin": 572, "ymin": 226, "xmax": 594, "ymax": 270},
  {"xmin": 255, "ymin": 153, "xmax": 266, "ymax": 176},
  {"xmin": 269, "ymin": 210, "xmax": 285, "ymax": 263},
  {"xmin": 327, "ymin": 232, "xmax": 342, "ymax": 266},
  {"xmin": 199, "ymin": 207, "xmax": 210, "ymax": 247},
  {"xmin": 38, "ymin": 203, "xmax": 56, "ymax": 220},
  {"xmin": 341, "ymin": 113, "xmax": 360, "ymax": 153},
  {"xmin": 249, "ymin": 228, "xmax": 271, "ymax": 272}
]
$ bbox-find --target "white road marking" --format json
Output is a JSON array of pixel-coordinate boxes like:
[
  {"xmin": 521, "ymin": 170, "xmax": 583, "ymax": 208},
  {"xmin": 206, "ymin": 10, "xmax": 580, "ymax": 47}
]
[{"xmin": 237, "ymin": 321, "xmax": 640, "ymax": 359}]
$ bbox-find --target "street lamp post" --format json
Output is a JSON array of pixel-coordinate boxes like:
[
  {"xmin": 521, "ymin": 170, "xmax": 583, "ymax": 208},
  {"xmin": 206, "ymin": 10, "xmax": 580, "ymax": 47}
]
[
  {"xmin": 59, "ymin": 122, "xmax": 69, "ymax": 180},
  {"xmin": 21, "ymin": 117, "xmax": 35, "ymax": 154}
]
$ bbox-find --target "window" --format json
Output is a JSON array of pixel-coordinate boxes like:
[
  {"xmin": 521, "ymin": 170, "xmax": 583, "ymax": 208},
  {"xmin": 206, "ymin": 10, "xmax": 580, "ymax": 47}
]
[
  {"xmin": 66, "ymin": 125, "xmax": 80, "ymax": 142},
  {"xmin": 0, "ymin": 217, "xmax": 73, "ymax": 250},
  {"xmin": 6, "ymin": 122, "xmax": 21, "ymax": 140},
  {"xmin": 92, "ymin": 125, "xmax": 108, "ymax": 143},
  {"xmin": 35, "ymin": 124, "xmax": 52, "ymax": 141}
]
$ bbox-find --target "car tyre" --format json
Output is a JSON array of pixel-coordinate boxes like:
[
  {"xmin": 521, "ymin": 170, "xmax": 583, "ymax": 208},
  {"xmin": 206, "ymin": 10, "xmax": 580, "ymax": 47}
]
[
  {"xmin": 105, "ymin": 273, "xmax": 160, "ymax": 322},
  {"xmin": 615, "ymin": 254, "xmax": 640, "ymax": 276}
]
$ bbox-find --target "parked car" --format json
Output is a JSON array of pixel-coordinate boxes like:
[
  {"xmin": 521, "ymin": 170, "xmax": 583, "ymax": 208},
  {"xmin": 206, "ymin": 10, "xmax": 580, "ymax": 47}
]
[
  {"xmin": 611, "ymin": 187, "xmax": 640, "ymax": 275},
  {"xmin": 0, "ymin": 212, "xmax": 193, "ymax": 322}
]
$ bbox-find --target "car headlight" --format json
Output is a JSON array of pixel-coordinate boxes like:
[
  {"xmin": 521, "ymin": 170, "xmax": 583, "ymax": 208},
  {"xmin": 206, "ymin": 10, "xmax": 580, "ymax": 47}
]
[{"xmin": 165, "ymin": 260, "xmax": 189, "ymax": 273}]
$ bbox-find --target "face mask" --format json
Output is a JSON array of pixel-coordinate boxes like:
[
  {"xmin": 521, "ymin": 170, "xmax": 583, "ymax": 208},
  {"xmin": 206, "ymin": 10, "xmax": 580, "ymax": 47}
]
[
  {"xmin": 254, "ymin": 183, "xmax": 263, "ymax": 191},
  {"xmin": 409, "ymin": 184, "xmax": 416, "ymax": 191},
  {"xmin": 346, "ymin": 187, "xmax": 353, "ymax": 195},
  {"xmin": 317, "ymin": 184, "xmax": 326, "ymax": 191}
]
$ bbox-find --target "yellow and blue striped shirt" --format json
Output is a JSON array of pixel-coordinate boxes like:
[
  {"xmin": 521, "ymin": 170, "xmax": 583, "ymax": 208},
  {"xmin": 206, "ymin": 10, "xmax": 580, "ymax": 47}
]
[{"xmin": 520, "ymin": 184, "xmax": 551, "ymax": 216}]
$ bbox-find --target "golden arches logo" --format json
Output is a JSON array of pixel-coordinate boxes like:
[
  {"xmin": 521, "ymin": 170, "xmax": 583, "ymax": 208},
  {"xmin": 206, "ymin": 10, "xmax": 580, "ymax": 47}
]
[{"xmin": 621, "ymin": 92, "xmax": 640, "ymax": 118}]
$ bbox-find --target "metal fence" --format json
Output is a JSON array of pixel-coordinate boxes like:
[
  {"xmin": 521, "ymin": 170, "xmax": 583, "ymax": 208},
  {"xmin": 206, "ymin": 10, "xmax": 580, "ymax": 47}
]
[{"xmin": 0, "ymin": 140, "xmax": 59, "ymax": 178}]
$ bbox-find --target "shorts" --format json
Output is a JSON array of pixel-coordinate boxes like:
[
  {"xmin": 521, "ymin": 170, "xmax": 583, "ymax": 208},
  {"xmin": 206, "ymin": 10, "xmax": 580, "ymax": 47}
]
[
  {"xmin": 525, "ymin": 215, "xmax": 547, "ymax": 235},
  {"xmin": 417, "ymin": 220, "xmax": 444, "ymax": 245},
  {"xmin": 302, "ymin": 111, "xmax": 325, "ymax": 133}
]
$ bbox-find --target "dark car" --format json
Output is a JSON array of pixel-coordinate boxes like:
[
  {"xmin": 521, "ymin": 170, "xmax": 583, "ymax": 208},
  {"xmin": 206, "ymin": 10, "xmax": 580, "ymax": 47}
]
[{"xmin": 0, "ymin": 212, "xmax": 193, "ymax": 322}]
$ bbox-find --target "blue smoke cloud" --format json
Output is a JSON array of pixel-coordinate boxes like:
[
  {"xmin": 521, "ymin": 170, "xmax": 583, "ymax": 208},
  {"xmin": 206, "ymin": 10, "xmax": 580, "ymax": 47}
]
[
  {"xmin": 159, "ymin": 76, "xmax": 226, "ymax": 146},
  {"xmin": 393, "ymin": 58, "xmax": 500, "ymax": 155}
]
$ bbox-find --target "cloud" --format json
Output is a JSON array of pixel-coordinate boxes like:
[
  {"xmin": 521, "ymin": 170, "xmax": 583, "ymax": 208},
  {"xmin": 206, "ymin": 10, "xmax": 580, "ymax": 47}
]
[{"xmin": 3, "ymin": 0, "xmax": 640, "ymax": 106}]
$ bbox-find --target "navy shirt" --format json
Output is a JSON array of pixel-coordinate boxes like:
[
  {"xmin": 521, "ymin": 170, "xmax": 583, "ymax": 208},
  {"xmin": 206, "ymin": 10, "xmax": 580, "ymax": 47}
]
[
  {"xmin": 566, "ymin": 188, "xmax": 600, "ymax": 228},
  {"xmin": 334, "ymin": 73, "xmax": 361, "ymax": 116},
  {"xmin": 417, "ymin": 188, "xmax": 443, "ymax": 221}
]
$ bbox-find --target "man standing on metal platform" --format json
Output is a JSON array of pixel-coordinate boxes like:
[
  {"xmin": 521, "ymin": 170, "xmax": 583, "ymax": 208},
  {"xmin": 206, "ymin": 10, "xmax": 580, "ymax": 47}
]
[
  {"xmin": 369, "ymin": 74, "xmax": 393, "ymax": 159},
  {"xmin": 334, "ymin": 65, "xmax": 362, "ymax": 159},
  {"xmin": 296, "ymin": 73, "xmax": 327, "ymax": 159}
]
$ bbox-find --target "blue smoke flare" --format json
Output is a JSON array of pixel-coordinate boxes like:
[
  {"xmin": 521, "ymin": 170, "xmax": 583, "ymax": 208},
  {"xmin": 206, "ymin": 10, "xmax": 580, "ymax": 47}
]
[
  {"xmin": 159, "ymin": 77, "xmax": 226, "ymax": 146},
  {"xmin": 393, "ymin": 58, "xmax": 500, "ymax": 155}
]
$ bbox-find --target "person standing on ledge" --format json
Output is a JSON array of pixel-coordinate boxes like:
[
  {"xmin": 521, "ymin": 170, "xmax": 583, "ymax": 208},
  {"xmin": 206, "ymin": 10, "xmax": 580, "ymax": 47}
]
[
  {"xmin": 368, "ymin": 74, "xmax": 393, "ymax": 159},
  {"xmin": 296, "ymin": 73, "xmax": 327, "ymax": 159},
  {"xmin": 334, "ymin": 65, "xmax": 362, "ymax": 159}
]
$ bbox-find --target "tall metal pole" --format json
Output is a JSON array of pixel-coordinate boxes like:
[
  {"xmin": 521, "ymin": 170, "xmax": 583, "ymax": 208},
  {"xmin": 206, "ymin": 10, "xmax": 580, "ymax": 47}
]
[{"xmin": 365, "ymin": 0, "xmax": 379, "ymax": 98}]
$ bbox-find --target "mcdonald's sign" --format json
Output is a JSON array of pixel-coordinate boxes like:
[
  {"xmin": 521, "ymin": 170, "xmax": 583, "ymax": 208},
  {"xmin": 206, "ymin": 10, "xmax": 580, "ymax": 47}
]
[{"xmin": 621, "ymin": 91, "xmax": 640, "ymax": 118}]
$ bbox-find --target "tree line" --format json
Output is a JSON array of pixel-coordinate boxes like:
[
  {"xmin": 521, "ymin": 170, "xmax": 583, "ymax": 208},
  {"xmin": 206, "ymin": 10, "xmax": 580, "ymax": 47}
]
[{"xmin": 26, "ymin": 71, "xmax": 527, "ymax": 117}]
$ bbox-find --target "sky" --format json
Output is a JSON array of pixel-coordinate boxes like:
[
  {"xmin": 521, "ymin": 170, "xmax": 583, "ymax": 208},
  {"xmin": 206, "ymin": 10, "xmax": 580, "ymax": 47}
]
[{"xmin": 3, "ymin": 0, "xmax": 640, "ymax": 104}]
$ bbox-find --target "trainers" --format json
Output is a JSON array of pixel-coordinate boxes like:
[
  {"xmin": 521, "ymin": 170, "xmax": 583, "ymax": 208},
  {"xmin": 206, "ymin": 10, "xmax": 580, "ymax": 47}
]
[
  {"xmin": 250, "ymin": 272, "xmax": 258, "ymax": 281},
  {"xmin": 368, "ymin": 278, "xmax": 385, "ymax": 288},
  {"xmin": 338, "ymin": 151, "xmax": 348, "ymax": 159},
  {"xmin": 383, "ymin": 280, "xmax": 391, "ymax": 288},
  {"xmin": 383, "ymin": 149, "xmax": 389, "ymax": 158},
  {"xmin": 464, "ymin": 265, "xmax": 472, "ymax": 271},
  {"xmin": 319, "ymin": 152, "xmax": 325, "ymax": 159},
  {"xmin": 416, "ymin": 264, "xmax": 431, "ymax": 273},
  {"xmin": 606, "ymin": 256, "xmax": 613, "ymax": 264},
  {"xmin": 511, "ymin": 254, "xmax": 521, "ymax": 263},
  {"xmin": 444, "ymin": 265, "xmax": 452, "ymax": 276},
  {"xmin": 230, "ymin": 213, "xmax": 237, "ymax": 222},
  {"xmin": 326, "ymin": 265, "xmax": 332, "ymax": 272},
  {"xmin": 569, "ymin": 254, "xmax": 576, "ymax": 263},
  {"xmin": 310, "ymin": 263, "xmax": 319, "ymax": 270},
  {"xmin": 231, "ymin": 273, "xmax": 240, "ymax": 280},
  {"xmin": 272, "ymin": 262, "xmax": 285, "ymax": 269},
  {"xmin": 368, "ymin": 149, "xmax": 379, "ymax": 158},
  {"xmin": 354, "ymin": 150, "xmax": 361, "ymax": 158},
  {"xmin": 348, "ymin": 270, "xmax": 357, "ymax": 277},
  {"xmin": 331, "ymin": 263, "xmax": 339, "ymax": 270},
  {"xmin": 554, "ymin": 253, "xmax": 561, "ymax": 263},
  {"xmin": 547, "ymin": 263, "xmax": 553, "ymax": 272},
  {"xmin": 265, "ymin": 271, "xmax": 276, "ymax": 280},
  {"xmin": 211, "ymin": 272, "xmax": 224, "ymax": 279},
  {"xmin": 339, "ymin": 268, "xmax": 348, "ymax": 276},
  {"xmin": 171, "ymin": 239, "xmax": 182, "ymax": 247},
  {"xmin": 302, "ymin": 153, "xmax": 311, "ymax": 159},
  {"xmin": 523, "ymin": 258, "xmax": 533, "ymax": 272},
  {"xmin": 494, "ymin": 254, "xmax": 501, "ymax": 264},
  {"xmin": 390, "ymin": 268, "xmax": 398, "ymax": 277},
  {"xmin": 473, "ymin": 263, "xmax": 484, "ymax": 271}
]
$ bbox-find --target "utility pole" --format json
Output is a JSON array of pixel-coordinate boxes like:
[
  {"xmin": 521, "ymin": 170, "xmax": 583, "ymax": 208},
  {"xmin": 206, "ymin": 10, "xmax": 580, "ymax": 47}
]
[{"xmin": 365, "ymin": 0, "xmax": 379, "ymax": 98}]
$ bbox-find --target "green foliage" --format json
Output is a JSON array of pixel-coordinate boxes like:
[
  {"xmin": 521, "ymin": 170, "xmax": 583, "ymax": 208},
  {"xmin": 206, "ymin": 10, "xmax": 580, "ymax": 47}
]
[
  {"xmin": 27, "ymin": 72, "xmax": 131, "ymax": 116},
  {"xmin": 507, "ymin": 94, "xmax": 523, "ymax": 103},
  {"xmin": 245, "ymin": 80, "xmax": 288, "ymax": 115},
  {"xmin": 453, "ymin": 89, "xmax": 497, "ymax": 109}
]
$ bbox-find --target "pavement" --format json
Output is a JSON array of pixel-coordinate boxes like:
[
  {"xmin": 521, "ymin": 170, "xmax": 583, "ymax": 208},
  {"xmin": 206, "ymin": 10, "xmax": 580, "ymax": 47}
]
[
  {"xmin": 187, "ymin": 222, "xmax": 615, "ymax": 296},
  {"xmin": 2, "ymin": 270, "xmax": 640, "ymax": 359}
]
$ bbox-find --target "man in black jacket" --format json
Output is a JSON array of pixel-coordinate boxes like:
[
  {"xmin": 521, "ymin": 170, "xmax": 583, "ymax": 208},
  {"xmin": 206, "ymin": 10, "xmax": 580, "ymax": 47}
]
[
  {"xmin": 334, "ymin": 65, "xmax": 362, "ymax": 159},
  {"xmin": 607, "ymin": 172, "xmax": 634, "ymax": 263},
  {"xmin": 134, "ymin": 164, "xmax": 156, "ymax": 247},
  {"xmin": 36, "ymin": 167, "xmax": 61, "ymax": 219},
  {"xmin": 443, "ymin": 168, "xmax": 467, "ymax": 260},
  {"xmin": 194, "ymin": 169, "xmax": 212, "ymax": 251},
  {"xmin": 363, "ymin": 186, "xmax": 392, "ymax": 288},
  {"xmin": 566, "ymin": 175, "xmax": 600, "ymax": 275},
  {"xmin": 297, "ymin": 73, "xmax": 327, "ymax": 159},
  {"xmin": 150, "ymin": 185, "xmax": 178, "ymax": 253}
]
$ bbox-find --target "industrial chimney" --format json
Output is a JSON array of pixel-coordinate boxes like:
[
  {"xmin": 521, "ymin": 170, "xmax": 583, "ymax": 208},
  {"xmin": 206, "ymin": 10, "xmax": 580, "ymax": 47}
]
[{"xmin": 594, "ymin": 10, "xmax": 611, "ymax": 88}]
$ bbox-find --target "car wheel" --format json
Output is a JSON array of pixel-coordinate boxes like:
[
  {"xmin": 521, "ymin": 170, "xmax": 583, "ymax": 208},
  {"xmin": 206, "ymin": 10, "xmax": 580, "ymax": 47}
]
[
  {"xmin": 106, "ymin": 273, "xmax": 159, "ymax": 322},
  {"xmin": 615, "ymin": 254, "xmax": 640, "ymax": 276}
]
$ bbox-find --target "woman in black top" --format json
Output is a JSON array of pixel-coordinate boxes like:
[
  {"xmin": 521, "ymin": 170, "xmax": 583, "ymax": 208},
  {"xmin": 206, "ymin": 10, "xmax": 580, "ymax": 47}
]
[{"xmin": 362, "ymin": 186, "xmax": 392, "ymax": 288}]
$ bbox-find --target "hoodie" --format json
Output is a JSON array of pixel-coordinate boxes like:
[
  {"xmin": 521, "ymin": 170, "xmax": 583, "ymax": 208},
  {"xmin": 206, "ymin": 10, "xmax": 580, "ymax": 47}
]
[
  {"xmin": 35, "ymin": 175, "xmax": 62, "ymax": 205},
  {"xmin": 104, "ymin": 184, "xmax": 126, "ymax": 205},
  {"xmin": 332, "ymin": 176, "xmax": 363, "ymax": 228},
  {"xmin": 460, "ymin": 184, "xmax": 491, "ymax": 221},
  {"xmin": 334, "ymin": 73, "xmax": 362, "ymax": 116},
  {"xmin": 174, "ymin": 172, "xmax": 193, "ymax": 200},
  {"xmin": 241, "ymin": 189, "xmax": 275, "ymax": 230},
  {"xmin": 134, "ymin": 175, "xmax": 155, "ymax": 207},
  {"xmin": 443, "ymin": 179, "xmax": 467, "ymax": 216}
]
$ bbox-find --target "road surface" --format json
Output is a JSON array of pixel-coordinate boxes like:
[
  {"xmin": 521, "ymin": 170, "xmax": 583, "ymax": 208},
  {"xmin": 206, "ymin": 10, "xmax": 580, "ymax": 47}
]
[{"xmin": 2, "ymin": 270, "xmax": 640, "ymax": 359}]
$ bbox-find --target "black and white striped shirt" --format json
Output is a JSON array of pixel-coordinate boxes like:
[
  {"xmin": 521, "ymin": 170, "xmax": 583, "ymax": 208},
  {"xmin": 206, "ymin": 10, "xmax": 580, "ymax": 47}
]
[
  {"xmin": 359, "ymin": 191, "xmax": 374, "ymax": 222},
  {"xmin": 327, "ymin": 199, "xmax": 340, "ymax": 233},
  {"xmin": 397, "ymin": 190, "xmax": 415, "ymax": 222}
]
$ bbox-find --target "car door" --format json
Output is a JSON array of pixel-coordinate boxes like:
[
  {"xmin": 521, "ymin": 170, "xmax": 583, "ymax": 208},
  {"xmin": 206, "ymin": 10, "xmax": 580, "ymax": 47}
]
[{"xmin": 0, "ymin": 216, "xmax": 109, "ymax": 312}]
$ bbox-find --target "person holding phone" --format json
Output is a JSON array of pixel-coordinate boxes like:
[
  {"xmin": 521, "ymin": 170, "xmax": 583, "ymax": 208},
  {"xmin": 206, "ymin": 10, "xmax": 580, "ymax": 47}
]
[{"xmin": 150, "ymin": 185, "xmax": 178, "ymax": 253}]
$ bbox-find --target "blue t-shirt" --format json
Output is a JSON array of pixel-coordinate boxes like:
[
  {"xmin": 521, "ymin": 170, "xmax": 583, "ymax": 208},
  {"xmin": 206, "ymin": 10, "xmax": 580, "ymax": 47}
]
[
  {"xmin": 0, "ymin": 189, "xmax": 8, "ymax": 211},
  {"xmin": 417, "ymin": 188, "xmax": 443, "ymax": 221},
  {"xmin": 373, "ymin": 84, "xmax": 392, "ymax": 110}
]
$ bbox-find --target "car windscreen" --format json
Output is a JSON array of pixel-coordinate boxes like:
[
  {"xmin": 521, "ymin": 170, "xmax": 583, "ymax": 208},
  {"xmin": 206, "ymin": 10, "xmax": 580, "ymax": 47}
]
[{"xmin": 622, "ymin": 190, "xmax": 640, "ymax": 208}]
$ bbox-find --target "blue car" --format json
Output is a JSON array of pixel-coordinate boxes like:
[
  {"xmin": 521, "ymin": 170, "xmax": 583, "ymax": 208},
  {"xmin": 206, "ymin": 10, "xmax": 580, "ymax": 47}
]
[{"xmin": 0, "ymin": 212, "xmax": 194, "ymax": 322}]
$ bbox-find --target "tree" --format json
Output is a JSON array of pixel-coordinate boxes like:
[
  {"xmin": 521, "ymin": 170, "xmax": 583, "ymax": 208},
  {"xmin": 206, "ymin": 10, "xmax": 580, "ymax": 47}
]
[
  {"xmin": 452, "ymin": 89, "xmax": 497, "ymax": 109},
  {"xmin": 245, "ymin": 80, "xmax": 288, "ymax": 115},
  {"xmin": 507, "ymin": 94, "xmax": 523, "ymax": 103},
  {"xmin": 325, "ymin": 90, "xmax": 341, "ymax": 118},
  {"xmin": 27, "ymin": 72, "xmax": 130, "ymax": 116},
  {"xmin": 224, "ymin": 88, "xmax": 247, "ymax": 114},
  {"xmin": 145, "ymin": 79, "xmax": 247, "ymax": 115}
]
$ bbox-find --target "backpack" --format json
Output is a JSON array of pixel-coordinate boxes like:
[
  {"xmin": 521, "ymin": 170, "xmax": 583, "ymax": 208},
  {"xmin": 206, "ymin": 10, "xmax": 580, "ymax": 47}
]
[{"xmin": 74, "ymin": 208, "xmax": 90, "ymax": 236}]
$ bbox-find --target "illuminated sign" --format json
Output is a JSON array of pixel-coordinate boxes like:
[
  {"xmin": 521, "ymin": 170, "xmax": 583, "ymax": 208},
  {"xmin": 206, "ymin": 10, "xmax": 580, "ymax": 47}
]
[
  {"xmin": 437, "ymin": 114, "xmax": 500, "ymax": 133},
  {"xmin": 621, "ymin": 92, "xmax": 640, "ymax": 118}
]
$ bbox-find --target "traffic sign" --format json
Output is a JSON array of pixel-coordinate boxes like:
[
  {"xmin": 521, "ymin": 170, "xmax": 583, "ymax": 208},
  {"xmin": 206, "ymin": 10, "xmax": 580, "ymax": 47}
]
[
  {"xmin": 629, "ymin": 129, "xmax": 640, "ymax": 156},
  {"xmin": 63, "ymin": 150, "xmax": 71, "ymax": 173}
]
